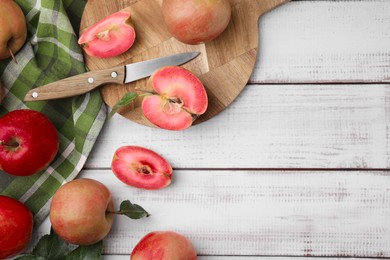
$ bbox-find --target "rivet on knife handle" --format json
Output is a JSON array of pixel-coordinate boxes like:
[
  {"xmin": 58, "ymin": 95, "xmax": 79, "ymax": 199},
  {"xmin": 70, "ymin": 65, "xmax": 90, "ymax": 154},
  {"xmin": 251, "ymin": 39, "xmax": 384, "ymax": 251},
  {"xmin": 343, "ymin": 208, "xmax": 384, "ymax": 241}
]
[{"xmin": 24, "ymin": 66, "xmax": 125, "ymax": 101}]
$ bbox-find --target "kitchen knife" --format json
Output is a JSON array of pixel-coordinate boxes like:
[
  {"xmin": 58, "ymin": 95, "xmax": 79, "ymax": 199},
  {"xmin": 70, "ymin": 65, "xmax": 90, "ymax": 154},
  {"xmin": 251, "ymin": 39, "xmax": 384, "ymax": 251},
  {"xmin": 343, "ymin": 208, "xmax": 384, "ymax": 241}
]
[{"xmin": 24, "ymin": 52, "xmax": 200, "ymax": 101}]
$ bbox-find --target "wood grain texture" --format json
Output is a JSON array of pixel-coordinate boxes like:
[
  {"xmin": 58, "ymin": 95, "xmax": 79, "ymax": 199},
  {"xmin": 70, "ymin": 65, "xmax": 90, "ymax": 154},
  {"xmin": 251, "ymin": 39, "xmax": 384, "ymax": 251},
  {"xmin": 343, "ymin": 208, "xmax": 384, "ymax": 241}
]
[
  {"xmin": 27, "ymin": 1, "xmax": 390, "ymax": 259},
  {"xmin": 102, "ymin": 256, "xmax": 372, "ymax": 260},
  {"xmin": 253, "ymin": 0, "xmax": 390, "ymax": 83},
  {"xmin": 79, "ymin": 0, "xmax": 289, "ymax": 127},
  {"xmin": 85, "ymin": 84, "xmax": 390, "ymax": 169},
  {"xmin": 24, "ymin": 66, "xmax": 125, "ymax": 101},
  {"xmin": 32, "ymin": 169, "xmax": 390, "ymax": 257}
]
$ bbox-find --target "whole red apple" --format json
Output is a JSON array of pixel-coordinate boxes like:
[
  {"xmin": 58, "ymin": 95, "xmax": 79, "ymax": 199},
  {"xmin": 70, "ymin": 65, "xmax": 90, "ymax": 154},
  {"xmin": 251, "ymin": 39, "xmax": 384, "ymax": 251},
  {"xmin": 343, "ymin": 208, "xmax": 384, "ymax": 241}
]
[
  {"xmin": 162, "ymin": 0, "xmax": 231, "ymax": 44},
  {"xmin": 50, "ymin": 178, "xmax": 115, "ymax": 245},
  {"xmin": 0, "ymin": 109, "xmax": 59, "ymax": 176},
  {"xmin": 0, "ymin": 195, "xmax": 33, "ymax": 259},
  {"xmin": 131, "ymin": 231, "xmax": 197, "ymax": 260},
  {"xmin": 0, "ymin": 0, "xmax": 27, "ymax": 61}
]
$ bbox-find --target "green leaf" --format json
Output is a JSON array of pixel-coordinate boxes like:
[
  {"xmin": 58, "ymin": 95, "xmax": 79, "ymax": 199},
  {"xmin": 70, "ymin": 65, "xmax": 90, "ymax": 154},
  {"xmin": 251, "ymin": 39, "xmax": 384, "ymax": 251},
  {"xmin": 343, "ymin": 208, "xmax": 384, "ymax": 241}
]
[
  {"xmin": 14, "ymin": 255, "xmax": 46, "ymax": 260},
  {"xmin": 108, "ymin": 92, "xmax": 138, "ymax": 120},
  {"xmin": 31, "ymin": 228, "xmax": 70, "ymax": 260},
  {"xmin": 14, "ymin": 228, "xmax": 105, "ymax": 260},
  {"xmin": 116, "ymin": 200, "xmax": 150, "ymax": 219},
  {"xmin": 65, "ymin": 241, "xmax": 103, "ymax": 260}
]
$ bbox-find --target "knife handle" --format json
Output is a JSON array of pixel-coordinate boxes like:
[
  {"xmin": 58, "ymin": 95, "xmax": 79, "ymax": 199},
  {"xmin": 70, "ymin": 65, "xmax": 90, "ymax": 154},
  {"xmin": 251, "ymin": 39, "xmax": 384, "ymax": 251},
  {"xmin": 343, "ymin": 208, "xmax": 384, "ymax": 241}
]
[{"xmin": 24, "ymin": 66, "xmax": 125, "ymax": 101}]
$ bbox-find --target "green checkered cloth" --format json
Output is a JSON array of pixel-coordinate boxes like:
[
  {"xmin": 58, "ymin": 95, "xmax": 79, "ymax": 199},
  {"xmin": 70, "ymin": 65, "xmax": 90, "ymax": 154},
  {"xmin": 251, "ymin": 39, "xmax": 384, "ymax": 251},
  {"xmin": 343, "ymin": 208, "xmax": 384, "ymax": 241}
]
[{"xmin": 0, "ymin": 0, "xmax": 106, "ymax": 225}]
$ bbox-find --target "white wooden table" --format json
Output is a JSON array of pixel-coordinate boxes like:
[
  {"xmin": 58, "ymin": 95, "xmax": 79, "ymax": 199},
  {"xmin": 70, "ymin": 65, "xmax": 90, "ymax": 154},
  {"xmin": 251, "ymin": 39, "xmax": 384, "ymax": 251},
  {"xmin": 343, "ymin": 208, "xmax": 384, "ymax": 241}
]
[{"xmin": 34, "ymin": 0, "xmax": 390, "ymax": 258}]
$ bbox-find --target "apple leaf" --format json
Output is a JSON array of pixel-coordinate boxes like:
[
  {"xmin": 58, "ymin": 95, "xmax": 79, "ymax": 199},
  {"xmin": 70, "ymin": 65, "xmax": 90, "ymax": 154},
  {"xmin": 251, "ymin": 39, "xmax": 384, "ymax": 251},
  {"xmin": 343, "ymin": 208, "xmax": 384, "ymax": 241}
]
[
  {"xmin": 108, "ymin": 92, "xmax": 138, "ymax": 120},
  {"xmin": 30, "ymin": 228, "xmax": 69, "ymax": 260},
  {"xmin": 65, "ymin": 241, "xmax": 103, "ymax": 260},
  {"xmin": 116, "ymin": 200, "xmax": 150, "ymax": 219},
  {"xmin": 12, "ymin": 255, "xmax": 46, "ymax": 260},
  {"xmin": 14, "ymin": 228, "xmax": 103, "ymax": 260}
]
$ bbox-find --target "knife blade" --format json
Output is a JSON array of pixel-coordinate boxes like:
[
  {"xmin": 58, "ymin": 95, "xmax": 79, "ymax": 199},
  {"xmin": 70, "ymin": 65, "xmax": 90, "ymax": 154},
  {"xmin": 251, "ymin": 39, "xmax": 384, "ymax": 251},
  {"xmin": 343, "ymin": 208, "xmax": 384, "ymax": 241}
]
[{"xmin": 24, "ymin": 52, "xmax": 200, "ymax": 101}]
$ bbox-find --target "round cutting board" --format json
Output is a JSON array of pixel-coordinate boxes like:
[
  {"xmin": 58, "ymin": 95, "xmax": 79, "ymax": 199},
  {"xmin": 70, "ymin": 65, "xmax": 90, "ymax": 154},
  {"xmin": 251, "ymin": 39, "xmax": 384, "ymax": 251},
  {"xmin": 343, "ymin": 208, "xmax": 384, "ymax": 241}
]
[{"xmin": 80, "ymin": 0, "xmax": 288, "ymax": 128}]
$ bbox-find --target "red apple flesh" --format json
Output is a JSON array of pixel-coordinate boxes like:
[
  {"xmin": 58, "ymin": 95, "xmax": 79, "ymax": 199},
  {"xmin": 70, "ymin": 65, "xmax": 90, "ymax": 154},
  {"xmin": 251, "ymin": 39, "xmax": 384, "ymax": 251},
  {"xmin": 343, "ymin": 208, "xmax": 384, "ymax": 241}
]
[
  {"xmin": 50, "ymin": 178, "xmax": 115, "ymax": 245},
  {"xmin": 0, "ymin": 0, "xmax": 27, "ymax": 60},
  {"xmin": 142, "ymin": 66, "xmax": 208, "ymax": 131},
  {"xmin": 131, "ymin": 231, "xmax": 197, "ymax": 260},
  {"xmin": 111, "ymin": 146, "xmax": 172, "ymax": 190},
  {"xmin": 0, "ymin": 195, "xmax": 33, "ymax": 259},
  {"xmin": 162, "ymin": 0, "xmax": 231, "ymax": 44},
  {"xmin": 0, "ymin": 109, "xmax": 59, "ymax": 176},
  {"xmin": 78, "ymin": 7, "xmax": 136, "ymax": 58}
]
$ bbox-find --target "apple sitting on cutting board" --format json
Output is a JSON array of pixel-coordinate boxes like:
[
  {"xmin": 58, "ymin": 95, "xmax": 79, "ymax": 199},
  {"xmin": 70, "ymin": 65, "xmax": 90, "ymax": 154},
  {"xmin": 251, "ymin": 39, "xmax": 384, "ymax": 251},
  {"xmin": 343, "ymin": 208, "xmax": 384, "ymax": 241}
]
[
  {"xmin": 0, "ymin": 0, "xmax": 27, "ymax": 61},
  {"xmin": 0, "ymin": 195, "xmax": 34, "ymax": 259},
  {"xmin": 162, "ymin": 0, "xmax": 231, "ymax": 44},
  {"xmin": 0, "ymin": 109, "xmax": 59, "ymax": 176}
]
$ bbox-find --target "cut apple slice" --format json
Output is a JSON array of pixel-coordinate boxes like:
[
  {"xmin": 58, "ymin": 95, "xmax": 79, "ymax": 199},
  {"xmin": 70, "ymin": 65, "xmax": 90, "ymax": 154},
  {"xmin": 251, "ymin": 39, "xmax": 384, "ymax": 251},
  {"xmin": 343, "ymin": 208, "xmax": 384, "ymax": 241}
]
[
  {"xmin": 111, "ymin": 146, "xmax": 172, "ymax": 190},
  {"xmin": 78, "ymin": 7, "xmax": 136, "ymax": 58},
  {"xmin": 142, "ymin": 66, "xmax": 208, "ymax": 130}
]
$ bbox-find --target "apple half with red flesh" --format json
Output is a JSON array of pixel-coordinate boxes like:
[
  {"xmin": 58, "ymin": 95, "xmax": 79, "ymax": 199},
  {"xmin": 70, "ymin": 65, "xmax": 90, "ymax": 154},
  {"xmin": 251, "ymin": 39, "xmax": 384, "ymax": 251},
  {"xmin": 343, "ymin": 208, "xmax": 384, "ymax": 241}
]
[
  {"xmin": 78, "ymin": 7, "xmax": 136, "ymax": 58},
  {"xmin": 142, "ymin": 66, "xmax": 208, "ymax": 131},
  {"xmin": 111, "ymin": 146, "xmax": 172, "ymax": 190},
  {"xmin": 0, "ymin": 195, "xmax": 34, "ymax": 259},
  {"xmin": 0, "ymin": 109, "xmax": 59, "ymax": 176}
]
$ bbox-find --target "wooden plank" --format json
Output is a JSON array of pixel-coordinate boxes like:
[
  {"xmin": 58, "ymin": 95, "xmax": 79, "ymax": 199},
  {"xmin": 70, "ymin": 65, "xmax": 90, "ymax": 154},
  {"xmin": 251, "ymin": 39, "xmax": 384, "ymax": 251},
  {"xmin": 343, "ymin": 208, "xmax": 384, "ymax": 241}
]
[
  {"xmin": 32, "ymin": 169, "xmax": 390, "ymax": 257},
  {"xmin": 85, "ymin": 84, "xmax": 390, "ymax": 169},
  {"xmin": 252, "ymin": 0, "xmax": 390, "ymax": 83},
  {"xmin": 103, "ymin": 256, "xmax": 371, "ymax": 260}
]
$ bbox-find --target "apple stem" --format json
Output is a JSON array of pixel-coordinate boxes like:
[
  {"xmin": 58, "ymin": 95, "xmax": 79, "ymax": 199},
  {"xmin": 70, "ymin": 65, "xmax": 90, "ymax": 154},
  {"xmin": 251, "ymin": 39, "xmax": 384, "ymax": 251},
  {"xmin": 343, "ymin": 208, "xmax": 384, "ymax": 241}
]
[
  {"xmin": 8, "ymin": 47, "xmax": 18, "ymax": 64},
  {"xmin": 137, "ymin": 89, "xmax": 154, "ymax": 95},
  {"xmin": 0, "ymin": 140, "xmax": 19, "ymax": 148}
]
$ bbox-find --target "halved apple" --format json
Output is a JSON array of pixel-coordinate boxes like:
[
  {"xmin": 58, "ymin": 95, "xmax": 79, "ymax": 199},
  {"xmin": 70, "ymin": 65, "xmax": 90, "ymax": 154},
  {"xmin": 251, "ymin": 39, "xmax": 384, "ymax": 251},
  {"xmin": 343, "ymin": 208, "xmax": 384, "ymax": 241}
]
[
  {"xmin": 111, "ymin": 146, "xmax": 172, "ymax": 190},
  {"xmin": 78, "ymin": 7, "xmax": 136, "ymax": 58},
  {"xmin": 142, "ymin": 66, "xmax": 208, "ymax": 131}
]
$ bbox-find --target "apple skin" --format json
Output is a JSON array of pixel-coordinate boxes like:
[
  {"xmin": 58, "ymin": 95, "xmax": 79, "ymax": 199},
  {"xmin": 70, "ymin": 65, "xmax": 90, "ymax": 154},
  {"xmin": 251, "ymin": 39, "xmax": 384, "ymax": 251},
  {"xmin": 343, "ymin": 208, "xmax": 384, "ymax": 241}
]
[
  {"xmin": 0, "ymin": 109, "xmax": 59, "ymax": 176},
  {"xmin": 50, "ymin": 178, "xmax": 115, "ymax": 245},
  {"xmin": 131, "ymin": 231, "xmax": 197, "ymax": 260},
  {"xmin": 162, "ymin": 0, "xmax": 231, "ymax": 44},
  {"xmin": 0, "ymin": 195, "xmax": 33, "ymax": 259},
  {"xmin": 0, "ymin": 0, "xmax": 27, "ymax": 60}
]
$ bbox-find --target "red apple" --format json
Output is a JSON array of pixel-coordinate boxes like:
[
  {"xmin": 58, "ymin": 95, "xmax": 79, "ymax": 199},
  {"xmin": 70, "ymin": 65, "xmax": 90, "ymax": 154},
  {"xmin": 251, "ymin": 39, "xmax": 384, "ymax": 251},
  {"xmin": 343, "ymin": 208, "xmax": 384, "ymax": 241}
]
[
  {"xmin": 111, "ymin": 146, "xmax": 172, "ymax": 190},
  {"xmin": 50, "ymin": 178, "xmax": 115, "ymax": 245},
  {"xmin": 162, "ymin": 0, "xmax": 231, "ymax": 44},
  {"xmin": 0, "ymin": 109, "xmax": 59, "ymax": 176},
  {"xmin": 142, "ymin": 66, "xmax": 208, "ymax": 130},
  {"xmin": 78, "ymin": 7, "xmax": 136, "ymax": 58},
  {"xmin": 131, "ymin": 231, "xmax": 197, "ymax": 260},
  {"xmin": 0, "ymin": 0, "xmax": 27, "ymax": 61},
  {"xmin": 0, "ymin": 195, "xmax": 33, "ymax": 259}
]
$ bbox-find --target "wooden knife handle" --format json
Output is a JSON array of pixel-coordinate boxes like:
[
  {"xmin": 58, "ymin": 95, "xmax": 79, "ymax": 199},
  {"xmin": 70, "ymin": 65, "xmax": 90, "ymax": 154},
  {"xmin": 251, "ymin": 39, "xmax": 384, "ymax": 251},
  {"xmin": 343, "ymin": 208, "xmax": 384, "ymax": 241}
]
[{"xmin": 24, "ymin": 66, "xmax": 125, "ymax": 101}]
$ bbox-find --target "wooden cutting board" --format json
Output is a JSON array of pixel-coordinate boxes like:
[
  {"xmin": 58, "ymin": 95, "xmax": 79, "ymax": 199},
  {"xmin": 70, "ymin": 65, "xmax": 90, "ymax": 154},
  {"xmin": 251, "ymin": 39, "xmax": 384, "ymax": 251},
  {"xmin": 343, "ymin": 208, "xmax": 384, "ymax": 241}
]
[{"xmin": 80, "ymin": 0, "xmax": 289, "ymax": 128}]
